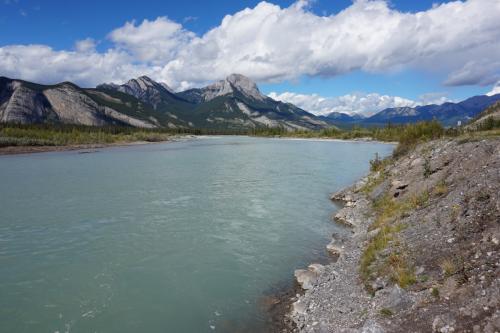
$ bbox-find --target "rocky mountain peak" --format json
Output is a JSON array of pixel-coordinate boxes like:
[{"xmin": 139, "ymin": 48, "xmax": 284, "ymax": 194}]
[
  {"xmin": 97, "ymin": 76, "xmax": 177, "ymax": 109},
  {"xmin": 200, "ymin": 73, "xmax": 265, "ymax": 102},
  {"xmin": 125, "ymin": 76, "xmax": 160, "ymax": 92},
  {"xmin": 225, "ymin": 74, "xmax": 264, "ymax": 101}
]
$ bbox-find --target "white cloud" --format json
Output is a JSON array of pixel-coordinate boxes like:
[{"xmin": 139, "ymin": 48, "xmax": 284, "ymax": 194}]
[
  {"xmin": 74, "ymin": 38, "xmax": 97, "ymax": 53},
  {"xmin": 417, "ymin": 92, "xmax": 451, "ymax": 106},
  {"xmin": 487, "ymin": 81, "xmax": 500, "ymax": 96},
  {"xmin": 268, "ymin": 91, "xmax": 451, "ymax": 116},
  {"xmin": 108, "ymin": 17, "xmax": 194, "ymax": 65},
  {"xmin": 0, "ymin": 0, "xmax": 500, "ymax": 90},
  {"xmin": 486, "ymin": 81, "xmax": 500, "ymax": 96},
  {"xmin": 0, "ymin": 45, "xmax": 153, "ymax": 87},
  {"xmin": 161, "ymin": 0, "xmax": 500, "ymax": 88}
]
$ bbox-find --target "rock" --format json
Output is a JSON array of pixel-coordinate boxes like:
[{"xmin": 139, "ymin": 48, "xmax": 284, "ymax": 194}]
[
  {"xmin": 345, "ymin": 200, "xmax": 356, "ymax": 207},
  {"xmin": 360, "ymin": 319, "xmax": 384, "ymax": 333},
  {"xmin": 411, "ymin": 157, "xmax": 423, "ymax": 168},
  {"xmin": 369, "ymin": 181, "xmax": 388, "ymax": 201},
  {"xmin": 295, "ymin": 269, "xmax": 317, "ymax": 290},
  {"xmin": 308, "ymin": 263, "xmax": 325, "ymax": 274},
  {"xmin": 367, "ymin": 228, "xmax": 381, "ymax": 240},
  {"xmin": 432, "ymin": 315, "xmax": 456, "ymax": 333},
  {"xmin": 391, "ymin": 180, "xmax": 409, "ymax": 190},
  {"xmin": 377, "ymin": 285, "xmax": 413, "ymax": 312},
  {"xmin": 292, "ymin": 300, "xmax": 307, "ymax": 315},
  {"xmin": 295, "ymin": 264, "xmax": 324, "ymax": 290},
  {"xmin": 333, "ymin": 211, "xmax": 354, "ymax": 228},
  {"xmin": 370, "ymin": 277, "xmax": 388, "ymax": 292},
  {"xmin": 326, "ymin": 240, "xmax": 342, "ymax": 256}
]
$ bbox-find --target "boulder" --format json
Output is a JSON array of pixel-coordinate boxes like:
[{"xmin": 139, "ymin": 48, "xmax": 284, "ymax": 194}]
[
  {"xmin": 326, "ymin": 240, "xmax": 342, "ymax": 257},
  {"xmin": 294, "ymin": 264, "xmax": 325, "ymax": 290},
  {"xmin": 376, "ymin": 285, "xmax": 413, "ymax": 312}
]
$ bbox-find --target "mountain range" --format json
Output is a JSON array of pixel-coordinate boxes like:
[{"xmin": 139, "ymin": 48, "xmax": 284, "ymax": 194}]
[
  {"xmin": 0, "ymin": 74, "xmax": 328, "ymax": 131},
  {"xmin": 320, "ymin": 94, "xmax": 500, "ymax": 128},
  {"xmin": 1, "ymin": 74, "xmax": 499, "ymax": 130}
]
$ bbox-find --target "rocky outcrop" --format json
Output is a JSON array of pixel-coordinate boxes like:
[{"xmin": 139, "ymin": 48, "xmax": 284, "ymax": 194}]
[
  {"xmin": 288, "ymin": 137, "xmax": 500, "ymax": 332},
  {"xmin": 198, "ymin": 73, "xmax": 266, "ymax": 102},
  {"xmin": 43, "ymin": 84, "xmax": 111, "ymax": 126},
  {"xmin": 0, "ymin": 77, "xmax": 157, "ymax": 128},
  {"xmin": 97, "ymin": 76, "xmax": 182, "ymax": 109},
  {"xmin": 0, "ymin": 80, "xmax": 55, "ymax": 123}
]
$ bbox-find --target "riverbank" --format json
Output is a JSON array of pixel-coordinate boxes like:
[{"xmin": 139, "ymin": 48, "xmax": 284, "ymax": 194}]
[
  {"xmin": 0, "ymin": 136, "xmax": 195, "ymax": 155},
  {"xmin": 282, "ymin": 136, "xmax": 500, "ymax": 332}
]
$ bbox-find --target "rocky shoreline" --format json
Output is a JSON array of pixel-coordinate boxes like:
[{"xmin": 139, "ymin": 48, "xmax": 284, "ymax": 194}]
[{"xmin": 279, "ymin": 137, "xmax": 500, "ymax": 332}]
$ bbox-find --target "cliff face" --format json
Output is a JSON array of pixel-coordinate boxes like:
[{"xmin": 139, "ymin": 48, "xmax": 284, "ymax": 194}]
[
  {"xmin": 0, "ymin": 81, "xmax": 55, "ymax": 123},
  {"xmin": 289, "ymin": 137, "xmax": 500, "ymax": 332},
  {"xmin": 0, "ymin": 78, "xmax": 157, "ymax": 128}
]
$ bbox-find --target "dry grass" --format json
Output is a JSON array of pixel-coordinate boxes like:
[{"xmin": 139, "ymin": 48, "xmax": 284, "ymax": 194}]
[
  {"xmin": 432, "ymin": 180, "xmax": 449, "ymax": 197},
  {"xmin": 440, "ymin": 258, "xmax": 456, "ymax": 277},
  {"xmin": 360, "ymin": 190, "xmax": 430, "ymax": 291}
]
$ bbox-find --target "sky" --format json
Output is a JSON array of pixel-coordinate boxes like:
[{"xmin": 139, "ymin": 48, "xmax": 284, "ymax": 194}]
[{"xmin": 1, "ymin": 0, "xmax": 500, "ymax": 116}]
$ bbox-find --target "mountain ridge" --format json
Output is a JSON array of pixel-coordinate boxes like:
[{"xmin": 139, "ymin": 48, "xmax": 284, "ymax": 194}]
[
  {"xmin": 1, "ymin": 75, "xmax": 328, "ymax": 131},
  {"xmin": 321, "ymin": 93, "xmax": 500, "ymax": 128}
]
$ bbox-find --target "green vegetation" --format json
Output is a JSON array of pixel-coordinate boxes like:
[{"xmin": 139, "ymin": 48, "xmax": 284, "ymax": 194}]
[
  {"xmin": 431, "ymin": 287, "xmax": 440, "ymax": 298},
  {"xmin": 0, "ymin": 124, "xmax": 193, "ymax": 148},
  {"xmin": 251, "ymin": 120, "xmax": 446, "ymax": 146},
  {"xmin": 360, "ymin": 190, "xmax": 431, "ymax": 292},
  {"xmin": 423, "ymin": 157, "xmax": 432, "ymax": 178},
  {"xmin": 0, "ymin": 123, "xmax": 255, "ymax": 148},
  {"xmin": 379, "ymin": 308, "xmax": 393, "ymax": 317},
  {"xmin": 476, "ymin": 116, "xmax": 500, "ymax": 131}
]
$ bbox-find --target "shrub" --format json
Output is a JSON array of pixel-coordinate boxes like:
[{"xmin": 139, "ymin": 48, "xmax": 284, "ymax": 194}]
[{"xmin": 423, "ymin": 158, "xmax": 432, "ymax": 178}]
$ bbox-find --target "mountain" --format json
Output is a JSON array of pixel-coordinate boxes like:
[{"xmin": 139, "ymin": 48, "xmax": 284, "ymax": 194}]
[
  {"xmin": 179, "ymin": 74, "xmax": 328, "ymax": 130},
  {"xmin": 317, "ymin": 112, "xmax": 365, "ymax": 129},
  {"xmin": 100, "ymin": 74, "xmax": 328, "ymax": 131},
  {"xmin": 364, "ymin": 94, "xmax": 500, "ymax": 127},
  {"xmin": 1, "ymin": 75, "xmax": 328, "ymax": 130},
  {"xmin": 0, "ymin": 77, "xmax": 159, "ymax": 128},
  {"xmin": 466, "ymin": 101, "xmax": 500, "ymax": 130},
  {"xmin": 321, "ymin": 94, "xmax": 500, "ymax": 128},
  {"xmin": 97, "ymin": 76, "xmax": 189, "ymax": 110},
  {"xmin": 4, "ymin": 74, "xmax": 499, "ymax": 131},
  {"xmin": 178, "ymin": 74, "xmax": 266, "ymax": 103}
]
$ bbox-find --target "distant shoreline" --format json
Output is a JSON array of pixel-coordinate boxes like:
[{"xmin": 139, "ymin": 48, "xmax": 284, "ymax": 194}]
[
  {"xmin": 0, "ymin": 135, "xmax": 396, "ymax": 156},
  {"xmin": 265, "ymin": 136, "xmax": 399, "ymax": 145},
  {"xmin": 0, "ymin": 139, "xmax": 177, "ymax": 156}
]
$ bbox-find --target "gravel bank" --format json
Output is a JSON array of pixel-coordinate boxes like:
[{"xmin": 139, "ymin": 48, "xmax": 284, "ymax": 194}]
[{"xmin": 286, "ymin": 137, "xmax": 500, "ymax": 332}]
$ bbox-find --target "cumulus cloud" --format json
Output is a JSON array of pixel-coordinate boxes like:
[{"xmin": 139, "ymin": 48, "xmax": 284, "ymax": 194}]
[
  {"xmin": 268, "ymin": 91, "xmax": 451, "ymax": 116},
  {"xmin": 0, "ymin": 0, "xmax": 500, "ymax": 90},
  {"xmin": 486, "ymin": 82, "xmax": 500, "ymax": 96},
  {"xmin": 0, "ymin": 45, "xmax": 152, "ymax": 87},
  {"xmin": 74, "ymin": 38, "xmax": 97, "ymax": 53},
  {"xmin": 108, "ymin": 17, "xmax": 194, "ymax": 64}
]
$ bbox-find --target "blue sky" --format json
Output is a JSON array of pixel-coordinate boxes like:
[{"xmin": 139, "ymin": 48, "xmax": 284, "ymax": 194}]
[
  {"xmin": 1, "ymin": 0, "xmax": 499, "ymax": 115},
  {"xmin": 1, "ymin": 0, "xmax": 450, "ymax": 48}
]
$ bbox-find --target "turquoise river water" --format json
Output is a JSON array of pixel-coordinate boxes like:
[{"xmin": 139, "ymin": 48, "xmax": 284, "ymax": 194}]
[{"xmin": 0, "ymin": 136, "xmax": 393, "ymax": 332}]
